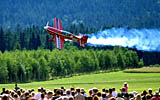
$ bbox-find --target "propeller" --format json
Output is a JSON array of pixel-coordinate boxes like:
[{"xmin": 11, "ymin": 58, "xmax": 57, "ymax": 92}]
[
  {"xmin": 46, "ymin": 21, "xmax": 49, "ymax": 26},
  {"xmin": 44, "ymin": 21, "xmax": 49, "ymax": 30}
]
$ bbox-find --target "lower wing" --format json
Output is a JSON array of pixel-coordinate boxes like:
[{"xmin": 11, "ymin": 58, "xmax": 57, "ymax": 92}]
[{"xmin": 54, "ymin": 35, "xmax": 64, "ymax": 50}]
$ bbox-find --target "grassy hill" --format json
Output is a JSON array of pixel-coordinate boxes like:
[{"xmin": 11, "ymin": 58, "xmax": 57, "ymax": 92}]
[{"xmin": 1, "ymin": 71, "xmax": 160, "ymax": 93}]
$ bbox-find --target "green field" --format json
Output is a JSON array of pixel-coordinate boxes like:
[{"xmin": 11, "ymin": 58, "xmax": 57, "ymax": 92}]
[
  {"xmin": 124, "ymin": 67, "xmax": 160, "ymax": 73},
  {"xmin": 0, "ymin": 71, "xmax": 160, "ymax": 93}
]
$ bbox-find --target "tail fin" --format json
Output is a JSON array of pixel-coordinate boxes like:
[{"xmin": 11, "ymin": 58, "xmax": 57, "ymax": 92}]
[
  {"xmin": 54, "ymin": 18, "xmax": 63, "ymax": 30},
  {"xmin": 79, "ymin": 35, "xmax": 88, "ymax": 47}
]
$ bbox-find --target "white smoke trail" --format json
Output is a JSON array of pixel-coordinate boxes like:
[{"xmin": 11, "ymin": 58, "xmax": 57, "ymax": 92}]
[{"xmin": 87, "ymin": 28, "xmax": 160, "ymax": 51}]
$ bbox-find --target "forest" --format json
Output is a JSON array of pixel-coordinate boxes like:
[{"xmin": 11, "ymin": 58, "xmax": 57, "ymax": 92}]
[
  {"xmin": 0, "ymin": 0, "xmax": 160, "ymax": 29},
  {"xmin": 0, "ymin": 47, "xmax": 141, "ymax": 83},
  {"xmin": 0, "ymin": 24, "xmax": 160, "ymax": 83}
]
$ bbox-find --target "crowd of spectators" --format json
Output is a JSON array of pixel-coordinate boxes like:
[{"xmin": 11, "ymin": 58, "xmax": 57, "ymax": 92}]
[{"xmin": 0, "ymin": 82, "xmax": 160, "ymax": 100}]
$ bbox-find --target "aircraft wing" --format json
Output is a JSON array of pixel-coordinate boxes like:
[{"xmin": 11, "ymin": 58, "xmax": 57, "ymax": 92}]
[
  {"xmin": 53, "ymin": 34, "xmax": 64, "ymax": 50},
  {"xmin": 53, "ymin": 18, "xmax": 64, "ymax": 49},
  {"xmin": 54, "ymin": 18, "xmax": 63, "ymax": 30}
]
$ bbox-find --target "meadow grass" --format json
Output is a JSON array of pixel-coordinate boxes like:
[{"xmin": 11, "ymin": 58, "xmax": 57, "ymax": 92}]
[
  {"xmin": 124, "ymin": 67, "xmax": 160, "ymax": 73},
  {"xmin": 0, "ymin": 71, "xmax": 160, "ymax": 93}
]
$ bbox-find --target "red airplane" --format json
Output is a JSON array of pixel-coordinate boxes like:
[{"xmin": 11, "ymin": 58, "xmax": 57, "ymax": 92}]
[{"xmin": 44, "ymin": 18, "xmax": 88, "ymax": 50}]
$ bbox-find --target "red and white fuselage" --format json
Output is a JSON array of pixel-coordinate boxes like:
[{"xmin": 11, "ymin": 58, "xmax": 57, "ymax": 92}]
[{"xmin": 44, "ymin": 18, "xmax": 88, "ymax": 50}]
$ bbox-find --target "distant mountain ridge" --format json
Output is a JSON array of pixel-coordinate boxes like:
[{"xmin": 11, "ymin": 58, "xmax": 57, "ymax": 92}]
[{"xmin": 0, "ymin": 0, "xmax": 160, "ymax": 29}]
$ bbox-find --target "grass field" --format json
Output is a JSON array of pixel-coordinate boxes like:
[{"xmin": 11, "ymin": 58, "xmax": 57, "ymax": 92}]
[
  {"xmin": 0, "ymin": 71, "xmax": 160, "ymax": 93},
  {"xmin": 124, "ymin": 67, "xmax": 160, "ymax": 73}
]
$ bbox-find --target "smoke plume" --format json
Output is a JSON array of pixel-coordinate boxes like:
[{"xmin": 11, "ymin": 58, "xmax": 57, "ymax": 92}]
[{"xmin": 87, "ymin": 28, "xmax": 160, "ymax": 51}]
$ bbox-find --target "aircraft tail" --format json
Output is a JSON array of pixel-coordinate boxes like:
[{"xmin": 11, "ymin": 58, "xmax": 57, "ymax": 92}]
[
  {"xmin": 54, "ymin": 18, "xmax": 63, "ymax": 30},
  {"xmin": 79, "ymin": 35, "xmax": 88, "ymax": 47}
]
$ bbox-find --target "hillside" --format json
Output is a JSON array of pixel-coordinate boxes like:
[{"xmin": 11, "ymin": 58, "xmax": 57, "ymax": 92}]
[{"xmin": 0, "ymin": 0, "xmax": 160, "ymax": 29}]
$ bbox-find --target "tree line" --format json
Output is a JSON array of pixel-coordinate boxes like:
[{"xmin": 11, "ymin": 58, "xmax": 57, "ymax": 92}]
[
  {"xmin": 0, "ymin": 24, "xmax": 160, "ymax": 71},
  {"xmin": 0, "ymin": 22, "xmax": 94, "ymax": 53},
  {"xmin": 0, "ymin": 47, "xmax": 142, "ymax": 83},
  {"xmin": 0, "ymin": 0, "xmax": 160, "ymax": 29}
]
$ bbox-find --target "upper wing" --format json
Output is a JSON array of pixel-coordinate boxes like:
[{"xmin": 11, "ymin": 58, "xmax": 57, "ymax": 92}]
[
  {"xmin": 54, "ymin": 35, "xmax": 64, "ymax": 50},
  {"xmin": 54, "ymin": 18, "xmax": 63, "ymax": 30}
]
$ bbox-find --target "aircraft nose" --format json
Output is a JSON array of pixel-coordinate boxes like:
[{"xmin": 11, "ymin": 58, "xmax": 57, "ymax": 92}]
[{"xmin": 44, "ymin": 26, "xmax": 48, "ymax": 30}]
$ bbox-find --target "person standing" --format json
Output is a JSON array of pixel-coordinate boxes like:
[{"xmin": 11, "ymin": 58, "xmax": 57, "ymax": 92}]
[
  {"xmin": 75, "ymin": 88, "xmax": 85, "ymax": 100},
  {"xmin": 35, "ymin": 88, "xmax": 42, "ymax": 100},
  {"xmin": 123, "ymin": 82, "xmax": 128, "ymax": 93}
]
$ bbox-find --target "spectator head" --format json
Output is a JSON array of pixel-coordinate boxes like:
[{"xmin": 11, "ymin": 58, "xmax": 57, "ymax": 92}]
[
  {"xmin": 41, "ymin": 87, "xmax": 44, "ymax": 91},
  {"xmin": 130, "ymin": 98, "xmax": 134, "ymax": 100},
  {"xmin": 66, "ymin": 89, "xmax": 70, "ymax": 95},
  {"xmin": 17, "ymin": 90, "xmax": 21, "ymax": 96},
  {"xmin": 88, "ymin": 96, "xmax": 92, "ymax": 100},
  {"xmin": 47, "ymin": 91, "xmax": 53, "ymax": 98},
  {"xmin": 124, "ymin": 82, "xmax": 128, "ymax": 87},
  {"xmin": 102, "ymin": 92, "xmax": 106, "ymax": 98},
  {"xmin": 11, "ymin": 91, "xmax": 15, "ymax": 97},
  {"xmin": 109, "ymin": 88, "xmax": 112, "ymax": 94},
  {"xmin": 93, "ymin": 95, "xmax": 99, "ymax": 100},
  {"xmin": 132, "ymin": 91, "xmax": 138, "ymax": 96},
  {"xmin": 54, "ymin": 88, "xmax": 57, "ymax": 94},
  {"xmin": 142, "ymin": 90, "xmax": 148, "ymax": 96},
  {"xmin": 106, "ymin": 89, "xmax": 109, "ymax": 93},
  {"xmin": 93, "ymin": 88, "xmax": 99, "ymax": 94},
  {"xmin": 71, "ymin": 91, "xmax": 75, "ymax": 97},
  {"xmin": 60, "ymin": 89, "xmax": 63, "ymax": 96},
  {"xmin": 13, "ymin": 93, "xmax": 18, "ymax": 99},
  {"xmin": 102, "ymin": 88, "xmax": 106, "ymax": 92},
  {"xmin": 81, "ymin": 88, "xmax": 85, "ymax": 94},
  {"xmin": 109, "ymin": 97, "xmax": 116, "ymax": 100},
  {"xmin": 117, "ymin": 93, "xmax": 122, "ymax": 97},
  {"xmin": 112, "ymin": 88, "xmax": 116, "ymax": 91},
  {"xmin": 129, "ymin": 93, "xmax": 134, "ymax": 98},
  {"xmin": 31, "ymin": 92, "xmax": 35, "ymax": 97},
  {"xmin": 42, "ymin": 89, "xmax": 46, "ymax": 94},
  {"xmin": 31, "ymin": 89, "xmax": 34, "ymax": 92},
  {"xmin": 135, "ymin": 94, "xmax": 141, "ymax": 100},
  {"xmin": 20, "ymin": 89, "xmax": 22, "ymax": 92},
  {"xmin": 61, "ymin": 86, "xmax": 64, "ymax": 90},
  {"xmin": 154, "ymin": 91, "xmax": 159, "ymax": 97},
  {"xmin": 22, "ymin": 89, "xmax": 25, "ymax": 93},
  {"xmin": 25, "ymin": 92, "xmax": 29, "ymax": 97},
  {"xmin": 2, "ymin": 88, "xmax": 5, "ymax": 93},
  {"xmin": 61, "ymin": 86, "xmax": 65, "ymax": 93},
  {"xmin": 146, "ymin": 94, "xmax": 151, "ymax": 100},
  {"xmin": 121, "ymin": 87, "xmax": 126, "ymax": 92},
  {"xmin": 28, "ymin": 89, "xmax": 32, "ymax": 94},
  {"xmin": 88, "ymin": 89, "xmax": 92, "ymax": 95},
  {"xmin": 70, "ymin": 87, "xmax": 74, "ymax": 91},
  {"xmin": 56, "ymin": 89, "xmax": 61, "ymax": 96},
  {"xmin": 5, "ymin": 90, "xmax": 9, "ymax": 94},
  {"xmin": 38, "ymin": 88, "xmax": 41, "ymax": 92},
  {"xmin": 124, "ymin": 93, "xmax": 129, "ymax": 98},
  {"xmin": 97, "ymin": 92, "xmax": 101, "ymax": 97},
  {"xmin": 76, "ymin": 88, "xmax": 80, "ymax": 93},
  {"xmin": 68, "ymin": 96, "xmax": 74, "ymax": 100},
  {"xmin": 41, "ymin": 93, "xmax": 45, "ymax": 99},
  {"xmin": 26, "ymin": 95, "xmax": 32, "ymax": 100},
  {"xmin": 57, "ymin": 97, "xmax": 67, "ymax": 100},
  {"xmin": 2, "ymin": 94, "xmax": 9, "ymax": 100},
  {"xmin": 148, "ymin": 88, "xmax": 152, "ymax": 94}
]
